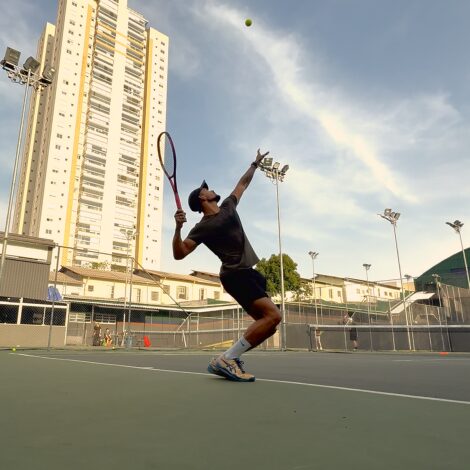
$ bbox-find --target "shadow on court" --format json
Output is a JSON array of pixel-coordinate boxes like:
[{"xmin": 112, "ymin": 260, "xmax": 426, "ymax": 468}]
[{"xmin": 1, "ymin": 350, "xmax": 470, "ymax": 470}]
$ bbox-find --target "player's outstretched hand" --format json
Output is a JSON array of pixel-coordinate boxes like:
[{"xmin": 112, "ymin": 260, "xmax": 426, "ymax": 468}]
[
  {"xmin": 174, "ymin": 209, "xmax": 187, "ymax": 229},
  {"xmin": 255, "ymin": 148, "xmax": 269, "ymax": 167}
]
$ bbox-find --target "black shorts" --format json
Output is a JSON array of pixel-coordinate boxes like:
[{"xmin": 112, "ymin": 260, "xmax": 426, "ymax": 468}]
[
  {"xmin": 349, "ymin": 328, "xmax": 358, "ymax": 341},
  {"xmin": 220, "ymin": 268, "xmax": 269, "ymax": 312}
]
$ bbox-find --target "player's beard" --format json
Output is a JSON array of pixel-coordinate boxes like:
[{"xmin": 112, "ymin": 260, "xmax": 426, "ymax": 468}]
[{"xmin": 208, "ymin": 194, "xmax": 221, "ymax": 203}]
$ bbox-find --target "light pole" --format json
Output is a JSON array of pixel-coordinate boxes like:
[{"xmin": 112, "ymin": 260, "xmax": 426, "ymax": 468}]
[
  {"xmin": 363, "ymin": 263, "xmax": 371, "ymax": 317},
  {"xmin": 308, "ymin": 251, "xmax": 319, "ymax": 324},
  {"xmin": 0, "ymin": 48, "xmax": 55, "ymax": 289},
  {"xmin": 378, "ymin": 208, "xmax": 413, "ymax": 350},
  {"xmin": 260, "ymin": 157, "xmax": 289, "ymax": 350},
  {"xmin": 363, "ymin": 263, "xmax": 373, "ymax": 350},
  {"xmin": 120, "ymin": 228, "xmax": 138, "ymax": 344},
  {"xmin": 432, "ymin": 273, "xmax": 450, "ymax": 349},
  {"xmin": 446, "ymin": 220, "xmax": 470, "ymax": 289}
]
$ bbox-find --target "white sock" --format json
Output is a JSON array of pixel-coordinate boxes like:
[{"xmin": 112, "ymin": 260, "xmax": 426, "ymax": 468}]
[{"xmin": 223, "ymin": 336, "xmax": 252, "ymax": 360}]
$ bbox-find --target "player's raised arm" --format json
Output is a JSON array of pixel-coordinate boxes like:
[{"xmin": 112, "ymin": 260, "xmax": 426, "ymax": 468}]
[
  {"xmin": 231, "ymin": 149, "xmax": 269, "ymax": 202},
  {"xmin": 173, "ymin": 209, "xmax": 197, "ymax": 260}
]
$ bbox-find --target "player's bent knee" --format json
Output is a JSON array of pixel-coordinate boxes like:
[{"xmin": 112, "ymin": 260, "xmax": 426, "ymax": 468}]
[{"xmin": 270, "ymin": 309, "xmax": 282, "ymax": 326}]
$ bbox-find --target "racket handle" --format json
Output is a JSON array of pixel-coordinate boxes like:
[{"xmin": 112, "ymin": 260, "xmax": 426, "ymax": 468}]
[{"xmin": 175, "ymin": 193, "xmax": 182, "ymax": 210}]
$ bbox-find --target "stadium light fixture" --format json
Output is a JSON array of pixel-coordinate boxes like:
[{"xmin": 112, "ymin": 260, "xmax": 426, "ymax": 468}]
[
  {"xmin": 40, "ymin": 64, "xmax": 56, "ymax": 85},
  {"xmin": 446, "ymin": 220, "xmax": 470, "ymax": 289},
  {"xmin": 379, "ymin": 209, "xmax": 400, "ymax": 225},
  {"xmin": 22, "ymin": 56, "xmax": 40, "ymax": 73},
  {"xmin": 1, "ymin": 47, "xmax": 21, "ymax": 71}
]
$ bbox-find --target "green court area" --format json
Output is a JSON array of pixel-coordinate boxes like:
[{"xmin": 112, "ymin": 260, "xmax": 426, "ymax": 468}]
[{"xmin": 1, "ymin": 350, "xmax": 470, "ymax": 470}]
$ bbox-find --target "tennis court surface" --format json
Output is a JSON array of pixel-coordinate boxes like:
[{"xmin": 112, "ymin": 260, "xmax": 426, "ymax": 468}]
[{"xmin": 2, "ymin": 349, "xmax": 470, "ymax": 470}]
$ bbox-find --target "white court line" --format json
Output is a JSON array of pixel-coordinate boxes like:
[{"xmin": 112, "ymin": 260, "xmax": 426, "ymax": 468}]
[{"xmin": 13, "ymin": 353, "xmax": 470, "ymax": 406}]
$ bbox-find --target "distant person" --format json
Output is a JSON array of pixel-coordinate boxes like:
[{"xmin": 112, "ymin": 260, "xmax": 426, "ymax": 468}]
[
  {"xmin": 92, "ymin": 322, "xmax": 101, "ymax": 346},
  {"xmin": 104, "ymin": 328, "xmax": 112, "ymax": 347},
  {"xmin": 314, "ymin": 327, "xmax": 323, "ymax": 351},
  {"xmin": 343, "ymin": 312, "xmax": 358, "ymax": 351},
  {"xmin": 172, "ymin": 149, "xmax": 282, "ymax": 382}
]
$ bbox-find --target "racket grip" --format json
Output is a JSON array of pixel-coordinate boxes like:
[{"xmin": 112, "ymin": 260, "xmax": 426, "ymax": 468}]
[{"xmin": 175, "ymin": 193, "xmax": 182, "ymax": 210}]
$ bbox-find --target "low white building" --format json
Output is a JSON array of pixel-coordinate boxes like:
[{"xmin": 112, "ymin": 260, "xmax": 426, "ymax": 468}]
[
  {"xmin": 299, "ymin": 274, "xmax": 403, "ymax": 304},
  {"xmin": 49, "ymin": 265, "xmax": 234, "ymax": 306}
]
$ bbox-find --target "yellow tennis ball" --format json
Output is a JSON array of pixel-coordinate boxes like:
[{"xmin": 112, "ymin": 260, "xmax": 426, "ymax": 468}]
[
  {"xmin": 12, "ymin": 347, "xmax": 16, "ymax": 352},
  {"xmin": 245, "ymin": 18, "xmax": 252, "ymax": 27}
]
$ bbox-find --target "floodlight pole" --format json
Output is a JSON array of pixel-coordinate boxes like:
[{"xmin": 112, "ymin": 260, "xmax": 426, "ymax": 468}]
[
  {"xmin": 121, "ymin": 229, "xmax": 137, "ymax": 345},
  {"xmin": 308, "ymin": 251, "xmax": 319, "ymax": 324},
  {"xmin": 260, "ymin": 160, "xmax": 289, "ymax": 350},
  {"xmin": 363, "ymin": 263, "xmax": 373, "ymax": 350},
  {"xmin": 0, "ymin": 70, "xmax": 31, "ymax": 289},
  {"xmin": 0, "ymin": 50, "xmax": 55, "ymax": 291},
  {"xmin": 458, "ymin": 230, "xmax": 470, "ymax": 289},
  {"xmin": 274, "ymin": 173, "xmax": 286, "ymax": 350},
  {"xmin": 379, "ymin": 209, "xmax": 413, "ymax": 350},
  {"xmin": 446, "ymin": 221, "xmax": 470, "ymax": 289}
]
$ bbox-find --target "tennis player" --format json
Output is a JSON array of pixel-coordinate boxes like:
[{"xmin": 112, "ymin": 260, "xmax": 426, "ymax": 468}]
[{"xmin": 172, "ymin": 149, "xmax": 281, "ymax": 382}]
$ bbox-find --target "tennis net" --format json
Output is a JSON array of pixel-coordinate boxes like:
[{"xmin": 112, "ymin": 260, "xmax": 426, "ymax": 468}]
[{"xmin": 308, "ymin": 324, "xmax": 470, "ymax": 352}]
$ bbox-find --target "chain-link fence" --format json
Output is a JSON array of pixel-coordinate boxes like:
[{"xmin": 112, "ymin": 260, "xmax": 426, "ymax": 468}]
[{"xmin": 1, "ymin": 241, "xmax": 469, "ymax": 352}]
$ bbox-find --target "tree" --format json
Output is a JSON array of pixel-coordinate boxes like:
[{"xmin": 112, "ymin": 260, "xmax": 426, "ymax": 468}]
[
  {"xmin": 89, "ymin": 261, "xmax": 110, "ymax": 271},
  {"xmin": 256, "ymin": 254, "xmax": 301, "ymax": 297}
]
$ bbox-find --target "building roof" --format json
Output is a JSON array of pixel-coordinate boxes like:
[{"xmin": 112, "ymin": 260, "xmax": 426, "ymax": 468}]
[
  {"xmin": 61, "ymin": 266, "xmax": 220, "ymax": 287},
  {"xmin": 138, "ymin": 269, "xmax": 219, "ymax": 286},
  {"xmin": 300, "ymin": 274, "xmax": 401, "ymax": 289},
  {"xmin": 415, "ymin": 248, "xmax": 470, "ymax": 290},
  {"xmin": 61, "ymin": 266, "xmax": 155, "ymax": 285},
  {"xmin": 0, "ymin": 231, "xmax": 55, "ymax": 248},
  {"xmin": 49, "ymin": 271, "xmax": 82, "ymax": 286}
]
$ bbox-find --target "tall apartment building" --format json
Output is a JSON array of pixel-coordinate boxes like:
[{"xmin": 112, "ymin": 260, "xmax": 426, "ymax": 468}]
[{"xmin": 13, "ymin": 0, "xmax": 168, "ymax": 272}]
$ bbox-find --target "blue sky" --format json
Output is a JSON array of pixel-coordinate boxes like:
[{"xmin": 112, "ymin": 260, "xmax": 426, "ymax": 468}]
[{"xmin": 1, "ymin": 0, "xmax": 470, "ymax": 283}]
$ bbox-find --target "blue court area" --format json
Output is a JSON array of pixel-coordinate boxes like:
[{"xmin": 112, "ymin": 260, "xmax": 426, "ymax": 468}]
[{"xmin": 1, "ymin": 349, "xmax": 470, "ymax": 470}]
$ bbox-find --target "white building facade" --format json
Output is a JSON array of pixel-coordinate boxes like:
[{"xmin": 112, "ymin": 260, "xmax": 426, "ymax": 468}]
[{"xmin": 14, "ymin": 0, "xmax": 168, "ymax": 272}]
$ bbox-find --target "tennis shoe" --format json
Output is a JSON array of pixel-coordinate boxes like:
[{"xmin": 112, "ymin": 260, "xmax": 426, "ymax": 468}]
[
  {"xmin": 207, "ymin": 357, "xmax": 225, "ymax": 377},
  {"xmin": 212, "ymin": 355, "xmax": 255, "ymax": 382}
]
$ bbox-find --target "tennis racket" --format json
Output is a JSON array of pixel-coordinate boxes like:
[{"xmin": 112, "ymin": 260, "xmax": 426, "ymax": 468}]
[{"xmin": 157, "ymin": 131, "xmax": 182, "ymax": 210}]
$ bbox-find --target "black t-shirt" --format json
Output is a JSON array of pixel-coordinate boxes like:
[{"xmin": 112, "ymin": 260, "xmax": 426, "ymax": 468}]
[{"xmin": 187, "ymin": 195, "xmax": 259, "ymax": 274}]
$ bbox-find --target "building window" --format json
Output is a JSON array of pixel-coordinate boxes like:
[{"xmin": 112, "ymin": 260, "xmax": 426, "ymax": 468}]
[
  {"xmin": 110, "ymin": 285, "xmax": 115, "ymax": 299},
  {"xmin": 135, "ymin": 288, "xmax": 141, "ymax": 302},
  {"xmin": 177, "ymin": 286, "xmax": 187, "ymax": 300},
  {"xmin": 88, "ymin": 285, "xmax": 94, "ymax": 292},
  {"xmin": 151, "ymin": 291, "xmax": 159, "ymax": 301},
  {"xmin": 214, "ymin": 291, "xmax": 220, "ymax": 300},
  {"xmin": 162, "ymin": 285, "xmax": 170, "ymax": 295},
  {"xmin": 199, "ymin": 289, "xmax": 205, "ymax": 300},
  {"xmin": 329, "ymin": 289, "xmax": 333, "ymax": 299}
]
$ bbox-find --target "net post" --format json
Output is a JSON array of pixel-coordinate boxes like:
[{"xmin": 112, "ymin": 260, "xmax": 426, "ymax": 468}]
[{"xmin": 47, "ymin": 244, "xmax": 61, "ymax": 350}]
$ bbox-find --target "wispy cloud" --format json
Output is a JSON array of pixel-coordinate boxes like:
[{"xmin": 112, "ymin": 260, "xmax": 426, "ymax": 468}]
[{"xmin": 198, "ymin": 1, "xmax": 420, "ymax": 203}]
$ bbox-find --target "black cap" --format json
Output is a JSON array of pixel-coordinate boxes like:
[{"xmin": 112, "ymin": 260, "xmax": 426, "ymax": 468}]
[{"xmin": 188, "ymin": 180, "xmax": 208, "ymax": 212}]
